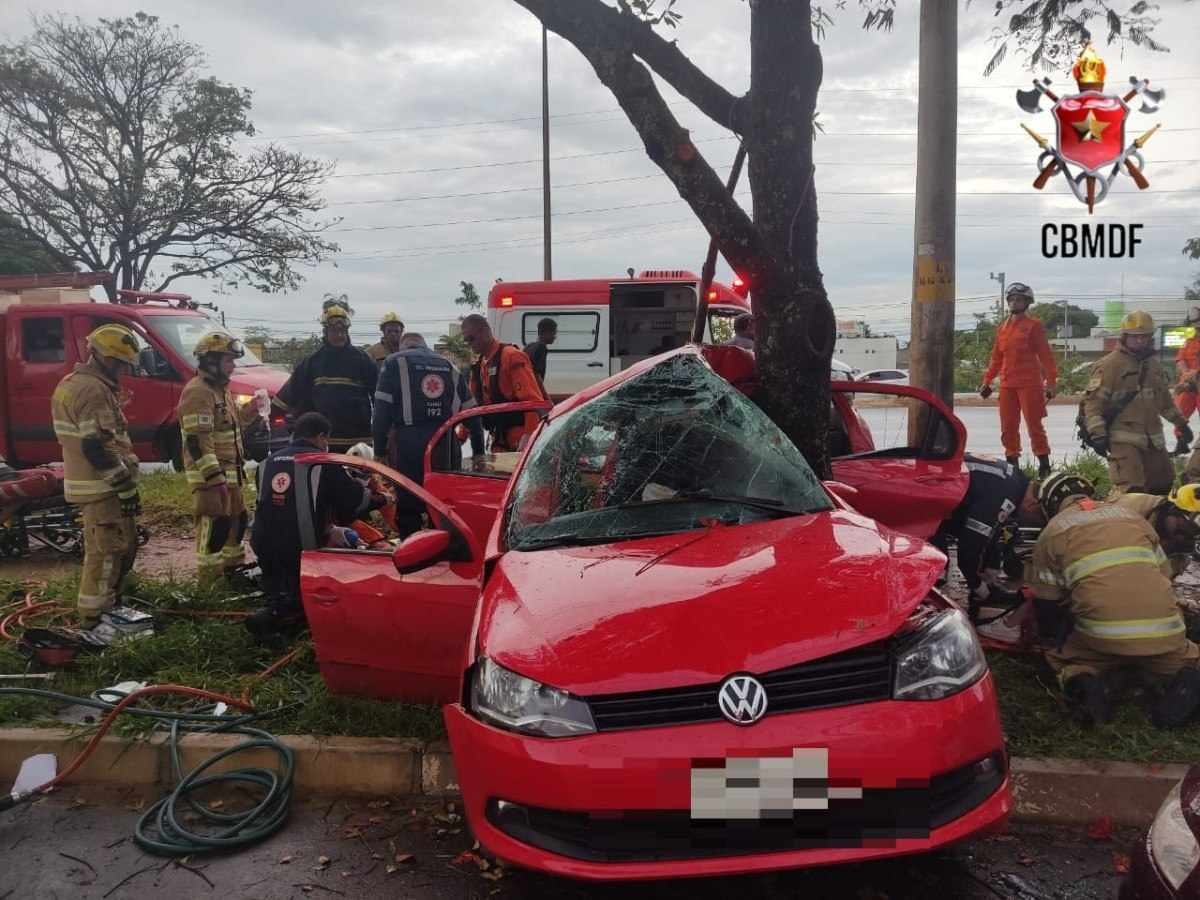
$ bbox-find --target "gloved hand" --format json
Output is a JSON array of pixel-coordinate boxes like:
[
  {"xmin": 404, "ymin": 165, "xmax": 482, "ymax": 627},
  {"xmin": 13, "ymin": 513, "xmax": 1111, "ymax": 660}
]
[
  {"xmin": 1090, "ymin": 433, "xmax": 1110, "ymax": 457},
  {"xmin": 368, "ymin": 492, "xmax": 389, "ymax": 512},
  {"xmin": 118, "ymin": 486, "xmax": 141, "ymax": 518},
  {"xmin": 1180, "ymin": 423, "xmax": 1195, "ymax": 447},
  {"xmin": 978, "ymin": 384, "xmax": 993, "ymax": 400},
  {"xmin": 1044, "ymin": 384, "xmax": 1056, "ymax": 401}
]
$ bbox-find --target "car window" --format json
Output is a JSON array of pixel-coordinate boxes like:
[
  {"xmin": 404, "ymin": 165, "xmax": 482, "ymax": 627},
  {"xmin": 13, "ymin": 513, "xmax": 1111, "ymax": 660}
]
[
  {"xmin": 144, "ymin": 314, "xmax": 264, "ymax": 365},
  {"xmin": 839, "ymin": 391, "xmax": 956, "ymax": 460},
  {"xmin": 505, "ymin": 354, "xmax": 832, "ymax": 550},
  {"xmin": 521, "ymin": 312, "xmax": 599, "ymax": 353},
  {"xmin": 21, "ymin": 317, "xmax": 65, "ymax": 363}
]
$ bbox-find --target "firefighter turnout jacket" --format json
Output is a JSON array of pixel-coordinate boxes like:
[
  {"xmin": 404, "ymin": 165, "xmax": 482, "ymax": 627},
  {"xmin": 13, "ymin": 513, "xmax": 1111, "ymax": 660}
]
[
  {"xmin": 373, "ymin": 346, "xmax": 475, "ymax": 485},
  {"xmin": 367, "ymin": 342, "xmax": 393, "ymax": 368},
  {"xmin": 51, "ymin": 361, "xmax": 138, "ymax": 504},
  {"xmin": 275, "ymin": 343, "xmax": 378, "ymax": 451},
  {"xmin": 1083, "ymin": 346, "xmax": 1187, "ymax": 450},
  {"xmin": 1030, "ymin": 496, "xmax": 1188, "ymax": 658},
  {"xmin": 983, "ymin": 315, "xmax": 1057, "ymax": 389},
  {"xmin": 179, "ymin": 374, "xmax": 258, "ymax": 489},
  {"xmin": 940, "ymin": 454, "xmax": 1029, "ymax": 593}
]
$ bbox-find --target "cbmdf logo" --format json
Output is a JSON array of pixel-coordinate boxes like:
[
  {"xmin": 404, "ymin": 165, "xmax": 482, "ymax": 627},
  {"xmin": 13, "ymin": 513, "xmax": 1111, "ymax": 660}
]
[{"xmin": 1015, "ymin": 44, "xmax": 1164, "ymax": 213}]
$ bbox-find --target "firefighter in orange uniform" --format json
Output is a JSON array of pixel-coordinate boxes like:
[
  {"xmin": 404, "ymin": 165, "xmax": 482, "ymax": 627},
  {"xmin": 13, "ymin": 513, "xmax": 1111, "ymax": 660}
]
[
  {"xmin": 460, "ymin": 314, "xmax": 548, "ymax": 452},
  {"xmin": 1172, "ymin": 307, "xmax": 1200, "ymax": 455},
  {"xmin": 979, "ymin": 283, "xmax": 1057, "ymax": 477}
]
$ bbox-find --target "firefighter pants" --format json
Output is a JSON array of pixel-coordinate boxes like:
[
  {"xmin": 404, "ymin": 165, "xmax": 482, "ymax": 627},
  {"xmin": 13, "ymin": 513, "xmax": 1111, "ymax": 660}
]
[
  {"xmin": 193, "ymin": 480, "xmax": 247, "ymax": 583},
  {"xmin": 1175, "ymin": 386, "xmax": 1197, "ymax": 438},
  {"xmin": 1107, "ymin": 442, "xmax": 1175, "ymax": 496},
  {"xmin": 1047, "ymin": 632, "xmax": 1200, "ymax": 686},
  {"xmin": 1184, "ymin": 445, "xmax": 1200, "ymax": 485},
  {"xmin": 78, "ymin": 495, "xmax": 137, "ymax": 623},
  {"xmin": 998, "ymin": 386, "xmax": 1049, "ymax": 458}
]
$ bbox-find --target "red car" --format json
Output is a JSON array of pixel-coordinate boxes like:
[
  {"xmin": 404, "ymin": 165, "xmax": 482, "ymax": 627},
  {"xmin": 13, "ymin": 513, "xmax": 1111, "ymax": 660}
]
[
  {"xmin": 1123, "ymin": 766, "xmax": 1200, "ymax": 899},
  {"xmin": 295, "ymin": 346, "xmax": 1005, "ymax": 880}
]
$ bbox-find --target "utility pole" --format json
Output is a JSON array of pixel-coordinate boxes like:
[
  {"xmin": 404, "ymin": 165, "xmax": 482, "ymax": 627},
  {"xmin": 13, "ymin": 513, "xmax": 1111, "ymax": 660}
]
[
  {"xmin": 541, "ymin": 22, "xmax": 553, "ymax": 280},
  {"xmin": 909, "ymin": 0, "xmax": 958, "ymax": 419},
  {"xmin": 989, "ymin": 271, "xmax": 1006, "ymax": 322}
]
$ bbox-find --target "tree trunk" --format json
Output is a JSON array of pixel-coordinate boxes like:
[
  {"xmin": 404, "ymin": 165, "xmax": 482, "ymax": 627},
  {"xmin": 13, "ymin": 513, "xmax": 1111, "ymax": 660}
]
[{"xmin": 748, "ymin": 0, "xmax": 835, "ymax": 476}]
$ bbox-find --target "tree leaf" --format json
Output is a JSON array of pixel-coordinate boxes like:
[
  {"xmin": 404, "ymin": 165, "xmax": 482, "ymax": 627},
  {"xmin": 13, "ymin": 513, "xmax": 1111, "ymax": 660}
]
[{"xmin": 983, "ymin": 42, "xmax": 1008, "ymax": 76}]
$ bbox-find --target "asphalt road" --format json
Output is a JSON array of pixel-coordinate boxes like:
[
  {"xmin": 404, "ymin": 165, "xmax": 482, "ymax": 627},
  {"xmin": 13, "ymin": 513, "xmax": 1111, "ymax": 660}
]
[{"xmin": 2, "ymin": 788, "xmax": 1136, "ymax": 900}]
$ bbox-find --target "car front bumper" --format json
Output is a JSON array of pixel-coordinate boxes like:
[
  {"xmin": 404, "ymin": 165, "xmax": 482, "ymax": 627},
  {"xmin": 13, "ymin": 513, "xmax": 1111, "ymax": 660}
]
[{"xmin": 443, "ymin": 673, "xmax": 1010, "ymax": 880}]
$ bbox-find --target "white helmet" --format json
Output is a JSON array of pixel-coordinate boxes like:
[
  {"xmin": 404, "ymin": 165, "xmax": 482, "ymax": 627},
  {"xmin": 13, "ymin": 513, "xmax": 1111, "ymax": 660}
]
[{"xmin": 347, "ymin": 442, "xmax": 374, "ymax": 460}]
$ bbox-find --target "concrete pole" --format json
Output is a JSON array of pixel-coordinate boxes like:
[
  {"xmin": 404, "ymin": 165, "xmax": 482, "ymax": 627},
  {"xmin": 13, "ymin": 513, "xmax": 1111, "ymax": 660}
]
[
  {"xmin": 541, "ymin": 22, "xmax": 553, "ymax": 280},
  {"xmin": 909, "ymin": 0, "xmax": 957, "ymax": 418}
]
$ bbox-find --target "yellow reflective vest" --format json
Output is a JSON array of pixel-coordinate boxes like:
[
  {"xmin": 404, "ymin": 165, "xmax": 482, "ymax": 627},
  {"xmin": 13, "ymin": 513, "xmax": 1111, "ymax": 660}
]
[
  {"xmin": 51, "ymin": 362, "xmax": 138, "ymax": 504},
  {"xmin": 178, "ymin": 374, "xmax": 256, "ymax": 489}
]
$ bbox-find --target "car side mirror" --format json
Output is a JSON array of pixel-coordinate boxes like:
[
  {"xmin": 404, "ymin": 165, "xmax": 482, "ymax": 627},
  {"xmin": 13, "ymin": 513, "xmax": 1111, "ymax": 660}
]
[{"xmin": 392, "ymin": 529, "xmax": 451, "ymax": 575}]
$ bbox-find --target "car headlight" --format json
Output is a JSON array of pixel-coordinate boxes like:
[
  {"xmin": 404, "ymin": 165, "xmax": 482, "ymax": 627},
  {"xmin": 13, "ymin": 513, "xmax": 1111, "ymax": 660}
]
[
  {"xmin": 1151, "ymin": 782, "xmax": 1200, "ymax": 889},
  {"xmin": 469, "ymin": 657, "xmax": 596, "ymax": 738},
  {"xmin": 233, "ymin": 393, "xmax": 253, "ymax": 406},
  {"xmin": 894, "ymin": 607, "xmax": 987, "ymax": 700}
]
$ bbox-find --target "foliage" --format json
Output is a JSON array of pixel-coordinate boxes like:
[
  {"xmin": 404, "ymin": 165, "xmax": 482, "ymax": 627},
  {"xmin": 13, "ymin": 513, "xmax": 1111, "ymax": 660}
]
[
  {"xmin": 1186, "ymin": 236, "xmax": 1200, "ymax": 305},
  {"xmin": 453, "ymin": 281, "xmax": 481, "ymax": 311},
  {"xmin": 139, "ymin": 470, "xmax": 256, "ymax": 533},
  {"xmin": 0, "ymin": 212, "xmax": 69, "ymax": 275},
  {"xmin": 439, "ymin": 331, "xmax": 473, "ymax": 367},
  {"xmin": 982, "ymin": 0, "xmax": 1174, "ymax": 75},
  {"xmin": 0, "ymin": 13, "xmax": 338, "ymax": 299},
  {"xmin": 1031, "ymin": 302, "xmax": 1099, "ymax": 334}
]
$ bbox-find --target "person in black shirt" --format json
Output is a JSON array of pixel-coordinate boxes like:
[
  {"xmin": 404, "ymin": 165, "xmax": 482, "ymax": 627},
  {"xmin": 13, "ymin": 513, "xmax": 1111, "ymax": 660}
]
[
  {"xmin": 522, "ymin": 317, "xmax": 557, "ymax": 385},
  {"xmin": 246, "ymin": 412, "xmax": 384, "ymax": 641}
]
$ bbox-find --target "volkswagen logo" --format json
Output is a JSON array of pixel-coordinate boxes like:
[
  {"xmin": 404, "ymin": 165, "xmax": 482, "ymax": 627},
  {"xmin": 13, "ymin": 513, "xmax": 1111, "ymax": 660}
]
[{"xmin": 717, "ymin": 674, "xmax": 768, "ymax": 725}]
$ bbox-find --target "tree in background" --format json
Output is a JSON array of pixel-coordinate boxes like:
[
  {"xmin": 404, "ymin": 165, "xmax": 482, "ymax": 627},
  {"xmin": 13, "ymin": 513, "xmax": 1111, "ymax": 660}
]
[
  {"xmin": 454, "ymin": 281, "xmax": 482, "ymax": 311},
  {"xmin": 0, "ymin": 13, "xmax": 337, "ymax": 300},
  {"xmin": 0, "ymin": 211, "xmax": 69, "ymax": 274},
  {"xmin": 511, "ymin": 0, "xmax": 1173, "ymax": 473},
  {"xmin": 1186, "ymin": 237, "xmax": 1200, "ymax": 304},
  {"xmin": 1030, "ymin": 302, "xmax": 1099, "ymax": 335},
  {"xmin": 440, "ymin": 281, "xmax": 482, "ymax": 366}
]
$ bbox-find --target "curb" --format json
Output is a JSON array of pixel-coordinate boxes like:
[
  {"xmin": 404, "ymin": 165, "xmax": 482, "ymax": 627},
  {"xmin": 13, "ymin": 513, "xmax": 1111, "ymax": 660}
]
[{"xmin": 0, "ymin": 728, "xmax": 1181, "ymax": 828}]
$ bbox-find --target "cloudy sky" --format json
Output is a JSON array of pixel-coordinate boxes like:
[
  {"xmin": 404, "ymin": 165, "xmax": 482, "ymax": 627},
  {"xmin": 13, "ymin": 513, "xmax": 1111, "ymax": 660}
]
[{"xmin": 2, "ymin": 0, "xmax": 1198, "ymax": 341}]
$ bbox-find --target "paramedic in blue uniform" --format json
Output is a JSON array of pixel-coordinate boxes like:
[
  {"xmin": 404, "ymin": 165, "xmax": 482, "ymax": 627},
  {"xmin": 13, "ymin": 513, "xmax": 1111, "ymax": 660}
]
[{"xmin": 373, "ymin": 333, "xmax": 478, "ymax": 535}]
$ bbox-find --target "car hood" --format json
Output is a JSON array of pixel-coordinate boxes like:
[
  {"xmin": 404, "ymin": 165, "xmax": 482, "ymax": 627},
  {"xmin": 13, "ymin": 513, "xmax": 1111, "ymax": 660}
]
[
  {"xmin": 227, "ymin": 365, "xmax": 288, "ymax": 395},
  {"xmin": 477, "ymin": 509, "xmax": 944, "ymax": 697}
]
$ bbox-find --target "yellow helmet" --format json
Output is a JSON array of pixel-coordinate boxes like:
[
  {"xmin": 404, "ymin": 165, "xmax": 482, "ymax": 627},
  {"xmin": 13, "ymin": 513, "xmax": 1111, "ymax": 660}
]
[
  {"xmin": 379, "ymin": 312, "xmax": 404, "ymax": 331},
  {"xmin": 86, "ymin": 324, "xmax": 140, "ymax": 366},
  {"xmin": 1120, "ymin": 310, "xmax": 1155, "ymax": 336},
  {"xmin": 1169, "ymin": 483, "xmax": 1200, "ymax": 519},
  {"xmin": 320, "ymin": 305, "xmax": 350, "ymax": 326},
  {"xmin": 193, "ymin": 332, "xmax": 245, "ymax": 359}
]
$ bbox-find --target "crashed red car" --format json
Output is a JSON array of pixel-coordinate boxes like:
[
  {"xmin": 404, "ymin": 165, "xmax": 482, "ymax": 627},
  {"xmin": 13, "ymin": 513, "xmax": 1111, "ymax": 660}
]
[{"xmin": 296, "ymin": 346, "xmax": 1008, "ymax": 880}]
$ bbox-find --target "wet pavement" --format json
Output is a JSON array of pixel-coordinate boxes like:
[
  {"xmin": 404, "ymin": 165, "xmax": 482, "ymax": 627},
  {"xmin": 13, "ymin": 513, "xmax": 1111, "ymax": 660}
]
[{"xmin": 0, "ymin": 788, "xmax": 1137, "ymax": 900}]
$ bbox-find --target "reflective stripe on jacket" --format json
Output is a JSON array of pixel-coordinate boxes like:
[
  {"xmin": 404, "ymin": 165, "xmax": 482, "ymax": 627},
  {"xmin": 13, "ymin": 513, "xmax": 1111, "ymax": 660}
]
[
  {"xmin": 179, "ymin": 374, "xmax": 252, "ymax": 489},
  {"xmin": 51, "ymin": 362, "xmax": 138, "ymax": 505}
]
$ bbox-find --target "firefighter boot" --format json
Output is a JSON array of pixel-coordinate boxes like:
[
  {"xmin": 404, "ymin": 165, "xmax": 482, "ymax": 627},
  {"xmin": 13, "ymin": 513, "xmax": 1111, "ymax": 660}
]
[
  {"xmin": 1006, "ymin": 455, "xmax": 1020, "ymax": 469},
  {"xmin": 1038, "ymin": 455, "xmax": 1052, "ymax": 478},
  {"xmin": 1064, "ymin": 674, "xmax": 1114, "ymax": 727},
  {"xmin": 1151, "ymin": 668, "xmax": 1200, "ymax": 729},
  {"xmin": 244, "ymin": 602, "xmax": 307, "ymax": 645}
]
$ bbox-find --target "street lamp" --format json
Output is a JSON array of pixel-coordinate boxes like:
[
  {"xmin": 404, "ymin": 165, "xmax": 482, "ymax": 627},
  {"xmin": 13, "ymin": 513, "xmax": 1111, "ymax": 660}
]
[{"xmin": 989, "ymin": 271, "xmax": 1005, "ymax": 321}]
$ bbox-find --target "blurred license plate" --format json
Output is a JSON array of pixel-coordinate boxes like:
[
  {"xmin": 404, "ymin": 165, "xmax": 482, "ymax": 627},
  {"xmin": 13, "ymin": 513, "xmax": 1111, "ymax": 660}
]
[{"xmin": 690, "ymin": 748, "xmax": 862, "ymax": 820}]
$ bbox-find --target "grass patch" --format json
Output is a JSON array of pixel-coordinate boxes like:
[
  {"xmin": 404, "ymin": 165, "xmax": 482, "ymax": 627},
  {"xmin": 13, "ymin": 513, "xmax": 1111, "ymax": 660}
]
[
  {"xmin": 0, "ymin": 574, "xmax": 444, "ymax": 741},
  {"xmin": 138, "ymin": 470, "xmax": 257, "ymax": 535}
]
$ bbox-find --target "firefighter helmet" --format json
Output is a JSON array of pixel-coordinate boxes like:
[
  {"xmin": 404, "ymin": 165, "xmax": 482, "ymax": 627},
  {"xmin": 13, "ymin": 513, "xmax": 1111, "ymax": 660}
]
[
  {"xmin": 1168, "ymin": 483, "xmax": 1200, "ymax": 527},
  {"xmin": 86, "ymin": 324, "xmax": 140, "ymax": 366},
  {"xmin": 1036, "ymin": 471, "xmax": 1095, "ymax": 518},
  {"xmin": 193, "ymin": 332, "xmax": 245, "ymax": 359},
  {"xmin": 379, "ymin": 312, "xmax": 404, "ymax": 331},
  {"xmin": 1006, "ymin": 282, "xmax": 1035, "ymax": 304},
  {"xmin": 1120, "ymin": 310, "xmax": 1155, "ymax": 336},
  {"xmin": 321, "ymin": 305, "xmax": 350, "ymax": 327}
]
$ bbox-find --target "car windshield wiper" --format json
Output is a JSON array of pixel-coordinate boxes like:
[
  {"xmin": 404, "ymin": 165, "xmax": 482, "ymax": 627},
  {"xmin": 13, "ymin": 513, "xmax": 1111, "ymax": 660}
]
[
  {"xmin": 511, "ymin": 528, "xmax": 686, "ymax": 551},
  {"xmin": 613, "ymin": 490, "xmax": 810, "ymax": 517}
]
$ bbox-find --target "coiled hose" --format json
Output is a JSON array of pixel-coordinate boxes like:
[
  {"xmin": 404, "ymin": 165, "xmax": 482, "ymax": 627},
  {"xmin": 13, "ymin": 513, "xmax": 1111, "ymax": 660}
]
[{"xmin": 0, "ymin": 684, "xmax": 296, "ymax": 856}]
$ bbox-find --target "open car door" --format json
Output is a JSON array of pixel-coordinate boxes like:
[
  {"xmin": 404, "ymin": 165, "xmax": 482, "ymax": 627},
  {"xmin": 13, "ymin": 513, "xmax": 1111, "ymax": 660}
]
[
  {"xmin": 828, "ymin": 382, "xmax": 968, "ymax": 540},
  {"xmin": 421, "ymin": 400, "xmax": 552, "ymax": 546},
  {"xmin": 295, "ymin": 452, "xmax": 484, "ymax": 705}
]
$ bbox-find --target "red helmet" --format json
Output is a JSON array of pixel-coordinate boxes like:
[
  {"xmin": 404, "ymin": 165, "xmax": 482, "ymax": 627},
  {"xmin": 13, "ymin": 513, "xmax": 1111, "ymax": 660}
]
[{"xmin": 701, "ymin": 345, "xmax": 759, "ymax": 396}]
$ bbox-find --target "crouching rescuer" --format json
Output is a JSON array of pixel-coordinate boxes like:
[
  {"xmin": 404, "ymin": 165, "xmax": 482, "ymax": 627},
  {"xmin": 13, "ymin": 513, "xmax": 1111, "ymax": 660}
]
[
  {"xmin": 51, "ymin": 324, "xmax": 142, "ymax": 629},
  {"xmin": 179, "ymin": 333, "xmax": 263, "ymax": 584},
  {"xmin": 1030, "ymin": 472, "xmax": 1200, "ymax": 728}
]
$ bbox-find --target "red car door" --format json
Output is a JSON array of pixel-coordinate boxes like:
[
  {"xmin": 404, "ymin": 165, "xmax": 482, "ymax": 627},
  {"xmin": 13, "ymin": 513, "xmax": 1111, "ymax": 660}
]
[
  {"xmin": 295, "ymin": 453, "xmax": 485, "ymax": 705},
  {"xmin": 421, "ymin": 400, "xmax": 551, "ymax": 546},
  {"xmin": 829, "ymin": 382, "xmax": 968, "ymax": 540}
]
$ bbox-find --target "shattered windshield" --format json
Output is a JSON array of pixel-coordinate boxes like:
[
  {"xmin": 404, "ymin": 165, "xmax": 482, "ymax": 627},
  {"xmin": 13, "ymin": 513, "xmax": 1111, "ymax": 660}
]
[{"xmin": 505, "ymin": 353, "xmax": 832, "ymax": 551}]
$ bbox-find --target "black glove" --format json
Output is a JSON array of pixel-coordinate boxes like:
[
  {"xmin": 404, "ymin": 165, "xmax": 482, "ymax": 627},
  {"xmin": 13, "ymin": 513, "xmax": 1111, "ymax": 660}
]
[
  {"xmin": 118, "ymin": 487, "xmax": 141, "ymax": 518},
  {"xmin": 978, "ymin": 384, "xmax": 993, "ymax": 400},
  {"xmin": 1090, "ymin": 433, "xmax": 1109, "ymax": 457},
  {"xmin": 1180, "ymin": 424, "xmax": 1195, "ymax": 446}
]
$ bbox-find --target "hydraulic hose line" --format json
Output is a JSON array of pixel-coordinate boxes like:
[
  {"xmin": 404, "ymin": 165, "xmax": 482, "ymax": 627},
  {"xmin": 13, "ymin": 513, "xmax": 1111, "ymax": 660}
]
[{"xmin": 0, "ymin": 684, "xmax": 296, "ymax": 856}]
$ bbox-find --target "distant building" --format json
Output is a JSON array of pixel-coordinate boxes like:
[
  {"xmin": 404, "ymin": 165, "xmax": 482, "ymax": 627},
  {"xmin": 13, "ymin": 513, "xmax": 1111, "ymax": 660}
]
[{"xmin": 834, "ymin": 335, "xmax": 898, "ymax": 373}]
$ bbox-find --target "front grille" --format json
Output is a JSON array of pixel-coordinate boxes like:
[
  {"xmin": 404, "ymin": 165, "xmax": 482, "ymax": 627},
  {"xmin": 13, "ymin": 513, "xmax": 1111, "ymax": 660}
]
[
  {"xmin": 486, "ymin": 753, "xmax": 1006, "ymax": 863},
  {"xmin": 586, "ymin": 642, "xmax": 892, "ymax": 731}
]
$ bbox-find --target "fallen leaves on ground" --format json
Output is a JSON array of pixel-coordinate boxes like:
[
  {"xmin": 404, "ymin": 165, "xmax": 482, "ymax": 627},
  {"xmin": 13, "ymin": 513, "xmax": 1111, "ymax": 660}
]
[
  {"xmin": 1088, "ymin": 815, "xmax": 1115, "ymax": 840},
  {"xmin": 453, "ymin": 850, "xmax": 490, "ymax": 871},
  {"xmin": 1113, "ymin": 852, "xmax": 1132, "ymax": 875},
  {"xmin": 278, "ymin": 854, "xmax": 294, "ymax": 865}
]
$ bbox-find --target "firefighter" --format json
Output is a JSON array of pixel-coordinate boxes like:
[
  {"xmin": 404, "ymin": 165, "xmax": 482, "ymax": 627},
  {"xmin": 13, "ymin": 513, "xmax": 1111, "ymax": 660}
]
[
  {"xmin": 1113, "ymin": 486, "xmax": 1200, "ymax": 579},
  {"xmin": 178, "ymin": 333, "xmax": 263, "ymax": 584},
  {"xmin": 273, "ymin": 305, "xmax": 378, "ymax": 452},
  {"xmin": 246, "ymin": 412, "xmax": 385, "ymax": 641},
  {"xmin": 1172, "ymin": 307, "xmax": 1200, "ymax": 455},
  {"xmin": 50, "ymin": 324, "xmax": 141, "ymax": 628},
  {"xmin": 460, "ymin": 314, "xmax": 548, "ymax": 452},
  {"xmin": 368, "ymin": 312, "xmax": 405, "ymax": 368},
  {"xmin": 1030, "ymin": 472, "xmax": 1200, "ymax": 728},
  {"xmin": 1082, "ymin": 311, "xmax": 1192, "ymax": 496},
  {"xmin": 373, "ymin": 333, "xmax": 476, "ymax": 534},
  {"xmin": 932, "ymin": 454, "xmax": 1035, "ymax": 619},
  {"xmin": 978, "ymin": 283, "xmax": 1057, "ymax": 477}
]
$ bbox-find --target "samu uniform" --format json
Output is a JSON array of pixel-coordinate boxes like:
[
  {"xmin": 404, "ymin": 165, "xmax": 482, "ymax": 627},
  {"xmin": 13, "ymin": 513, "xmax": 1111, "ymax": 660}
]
[
  {"xmin": 1082, "ymin": 346, "xmax": 1188, "ymax": 495},
  {"xmin": 1029, "ymin": 496, "xmax": 1200, "ymax": 686},
  {"xmin": 51, "ymin": 361, "xmax": 139, "ymax": 623},
  {"xmin": 179, "ymin": 373, "xmax": 259, "ymax": 582},
  {"xmin": 373, "ymin": 346, "xmax": 474, "ymax": 534}
]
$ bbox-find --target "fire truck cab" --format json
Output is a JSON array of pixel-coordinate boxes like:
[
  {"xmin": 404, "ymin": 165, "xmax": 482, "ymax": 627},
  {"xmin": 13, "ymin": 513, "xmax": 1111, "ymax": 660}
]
[{"xmin": 486, "ymin": 271, "xmax": 750, "ymax": 399}]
